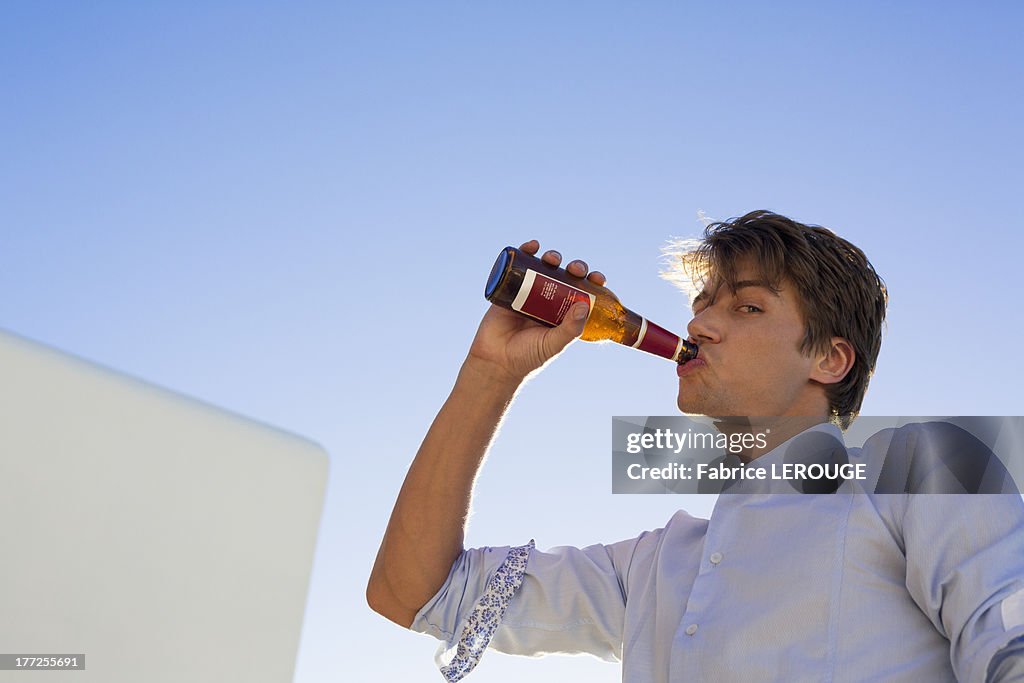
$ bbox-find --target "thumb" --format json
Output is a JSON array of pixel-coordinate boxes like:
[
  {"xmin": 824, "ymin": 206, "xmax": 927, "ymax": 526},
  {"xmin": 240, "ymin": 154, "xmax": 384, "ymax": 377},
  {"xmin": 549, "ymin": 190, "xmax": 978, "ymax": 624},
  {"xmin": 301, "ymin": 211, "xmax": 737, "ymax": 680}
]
[{"xmin": 545, "ymin": 301, "xmax": 590, "ymax": 355}]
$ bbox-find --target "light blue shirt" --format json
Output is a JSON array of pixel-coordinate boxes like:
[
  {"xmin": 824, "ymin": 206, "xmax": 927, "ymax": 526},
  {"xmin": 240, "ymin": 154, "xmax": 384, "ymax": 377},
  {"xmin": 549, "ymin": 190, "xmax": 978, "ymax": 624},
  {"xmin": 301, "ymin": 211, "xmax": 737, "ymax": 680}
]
[{"xmin": 412, "ymin": 422, "xmax": 1024, "ymax": 681}]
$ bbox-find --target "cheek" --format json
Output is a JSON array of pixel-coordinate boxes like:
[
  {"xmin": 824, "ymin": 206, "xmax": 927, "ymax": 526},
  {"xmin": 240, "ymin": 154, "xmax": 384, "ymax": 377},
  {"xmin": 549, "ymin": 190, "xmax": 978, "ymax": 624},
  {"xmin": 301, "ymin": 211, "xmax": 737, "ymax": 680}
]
[{"xmin": 743, "ymin": 342, "xmax": 812, "ymax": 386}]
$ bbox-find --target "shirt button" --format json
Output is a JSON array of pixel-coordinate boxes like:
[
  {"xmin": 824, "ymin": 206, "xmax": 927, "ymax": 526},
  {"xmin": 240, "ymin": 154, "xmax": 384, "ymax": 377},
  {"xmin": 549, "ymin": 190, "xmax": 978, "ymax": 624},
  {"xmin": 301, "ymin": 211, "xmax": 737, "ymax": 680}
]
[
  {"xmin": 709, "ymin": 552, "xmax": 723, "ymax": 565},
  {"xmin": 685, "ymin": 624, "xmax": 698, "ymax": 636}
]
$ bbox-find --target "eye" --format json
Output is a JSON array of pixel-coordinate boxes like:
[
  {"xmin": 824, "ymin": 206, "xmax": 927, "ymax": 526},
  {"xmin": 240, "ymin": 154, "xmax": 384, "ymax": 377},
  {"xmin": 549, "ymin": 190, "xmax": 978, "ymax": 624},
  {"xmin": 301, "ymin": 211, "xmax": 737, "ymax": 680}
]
[{"xmin": 738, "ymin": 305, "xmax": 763, "ymax": 314}]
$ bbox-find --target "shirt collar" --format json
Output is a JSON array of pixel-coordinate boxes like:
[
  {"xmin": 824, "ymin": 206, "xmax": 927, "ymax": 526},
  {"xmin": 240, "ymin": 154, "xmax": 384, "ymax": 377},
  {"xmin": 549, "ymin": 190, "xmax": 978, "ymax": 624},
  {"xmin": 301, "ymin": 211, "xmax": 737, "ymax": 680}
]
[{"xmin": 722, "ymin": 421, "xmax": 848, "ymax": 494}]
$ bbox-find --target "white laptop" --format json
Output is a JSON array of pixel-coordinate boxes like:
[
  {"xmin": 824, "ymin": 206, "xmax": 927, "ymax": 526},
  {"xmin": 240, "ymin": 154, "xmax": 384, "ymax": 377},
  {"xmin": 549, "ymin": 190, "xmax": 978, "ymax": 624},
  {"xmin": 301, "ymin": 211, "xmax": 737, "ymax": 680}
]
[{"xmin": 0, "ymin": 328, "xmax": 328, "ymax": 683}]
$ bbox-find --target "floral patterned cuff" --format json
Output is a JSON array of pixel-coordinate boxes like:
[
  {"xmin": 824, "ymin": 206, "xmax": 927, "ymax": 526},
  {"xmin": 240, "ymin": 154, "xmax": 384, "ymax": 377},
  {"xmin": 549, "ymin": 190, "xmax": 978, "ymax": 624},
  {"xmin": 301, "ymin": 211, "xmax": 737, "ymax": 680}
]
[{"xmin": 438, "ymin": 540, "xmax": 535, "ymax": 682}]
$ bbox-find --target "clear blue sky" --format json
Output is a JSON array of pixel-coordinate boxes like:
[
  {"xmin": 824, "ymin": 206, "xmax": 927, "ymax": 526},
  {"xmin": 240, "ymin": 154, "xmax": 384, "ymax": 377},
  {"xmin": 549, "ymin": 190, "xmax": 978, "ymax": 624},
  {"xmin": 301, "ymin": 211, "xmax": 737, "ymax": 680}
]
[{"xmin": 2, "ymin": 2, "xmax": 1022, "ymax": 681}]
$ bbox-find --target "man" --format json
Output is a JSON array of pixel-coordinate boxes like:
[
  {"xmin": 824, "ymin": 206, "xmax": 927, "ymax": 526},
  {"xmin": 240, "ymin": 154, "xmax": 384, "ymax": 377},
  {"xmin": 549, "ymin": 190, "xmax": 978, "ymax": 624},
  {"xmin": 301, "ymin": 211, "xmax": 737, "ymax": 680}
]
[{"xmin": 367, "ymin": 211, "xmax": 1024, "ymax": 681}]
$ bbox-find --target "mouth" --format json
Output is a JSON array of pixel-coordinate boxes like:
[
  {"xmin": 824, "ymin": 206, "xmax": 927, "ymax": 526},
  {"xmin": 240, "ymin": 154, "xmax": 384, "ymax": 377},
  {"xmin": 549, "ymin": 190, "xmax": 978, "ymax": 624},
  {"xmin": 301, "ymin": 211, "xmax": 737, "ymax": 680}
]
[{"xmin": 677, "ymin": 357, "xmax": 707, "ymax": 377}]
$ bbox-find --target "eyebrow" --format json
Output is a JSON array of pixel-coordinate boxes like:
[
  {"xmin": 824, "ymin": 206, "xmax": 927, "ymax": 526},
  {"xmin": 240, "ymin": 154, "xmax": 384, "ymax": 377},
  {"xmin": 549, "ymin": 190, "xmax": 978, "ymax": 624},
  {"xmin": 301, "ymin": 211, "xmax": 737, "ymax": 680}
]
[{"xmin": 691, "ymin": 279, "xmax": 781, "ymax": 310}]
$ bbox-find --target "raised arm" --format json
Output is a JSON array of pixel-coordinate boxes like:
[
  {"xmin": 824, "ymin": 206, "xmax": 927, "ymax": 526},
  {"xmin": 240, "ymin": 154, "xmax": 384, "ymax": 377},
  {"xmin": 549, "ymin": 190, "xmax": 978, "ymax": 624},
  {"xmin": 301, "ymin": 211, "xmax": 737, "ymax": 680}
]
[{"xmin": 366, "ymin": 241, "xmax": 606, "ymax": 627}]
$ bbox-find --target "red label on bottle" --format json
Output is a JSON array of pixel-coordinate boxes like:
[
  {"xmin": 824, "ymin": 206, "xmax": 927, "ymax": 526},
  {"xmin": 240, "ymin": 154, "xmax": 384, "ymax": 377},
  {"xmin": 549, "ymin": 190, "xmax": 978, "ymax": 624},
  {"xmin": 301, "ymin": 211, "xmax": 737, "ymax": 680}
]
[
  {"xmin": 512, "ymin": 269, "xmax": 594, "ymax": 325},
  {"xmin": 636, "ymin": 319, "xmax": 684, "ymax": 360}
]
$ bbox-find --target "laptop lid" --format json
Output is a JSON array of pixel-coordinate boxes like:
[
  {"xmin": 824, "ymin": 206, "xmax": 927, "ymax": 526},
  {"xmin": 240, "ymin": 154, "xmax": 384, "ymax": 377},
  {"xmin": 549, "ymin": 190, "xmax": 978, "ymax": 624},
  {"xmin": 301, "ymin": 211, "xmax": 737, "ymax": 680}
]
[{"xmin": 0, "ymin": 328, "xmax": 328, "ymax": 682}]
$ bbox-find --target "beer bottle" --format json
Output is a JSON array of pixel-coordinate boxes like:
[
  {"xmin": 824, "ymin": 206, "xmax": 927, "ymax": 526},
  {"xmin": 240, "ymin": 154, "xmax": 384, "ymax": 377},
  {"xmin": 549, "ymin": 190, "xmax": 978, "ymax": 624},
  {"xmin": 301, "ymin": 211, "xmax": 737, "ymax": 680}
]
[{"xmin": 484, "ymin": 246, "xmax": 698, "ymax": 364}]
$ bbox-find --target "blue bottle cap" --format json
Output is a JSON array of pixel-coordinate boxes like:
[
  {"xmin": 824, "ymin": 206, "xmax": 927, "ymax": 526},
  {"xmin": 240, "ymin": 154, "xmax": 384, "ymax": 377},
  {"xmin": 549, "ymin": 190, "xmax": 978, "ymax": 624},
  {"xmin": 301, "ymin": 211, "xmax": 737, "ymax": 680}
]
[{"xmin": 484, "ymin": 247, "xmax": 512, "ymax": 299}]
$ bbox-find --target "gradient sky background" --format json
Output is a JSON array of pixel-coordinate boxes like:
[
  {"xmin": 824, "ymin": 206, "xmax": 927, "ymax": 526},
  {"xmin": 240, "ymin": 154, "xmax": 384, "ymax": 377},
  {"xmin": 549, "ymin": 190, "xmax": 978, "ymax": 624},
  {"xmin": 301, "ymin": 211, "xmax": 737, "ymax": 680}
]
[{"xmin": 3, "ymin": 2, "xmax": 1023, "ymax": 681}]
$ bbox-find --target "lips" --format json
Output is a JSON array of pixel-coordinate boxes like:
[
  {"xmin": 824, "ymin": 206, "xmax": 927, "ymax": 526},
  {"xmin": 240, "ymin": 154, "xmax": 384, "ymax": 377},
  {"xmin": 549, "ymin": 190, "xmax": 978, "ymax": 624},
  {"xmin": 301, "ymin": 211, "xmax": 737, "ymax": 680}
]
[{"xmin": 677, "ymin": 357, "xmax": 707, "ymax": 377}]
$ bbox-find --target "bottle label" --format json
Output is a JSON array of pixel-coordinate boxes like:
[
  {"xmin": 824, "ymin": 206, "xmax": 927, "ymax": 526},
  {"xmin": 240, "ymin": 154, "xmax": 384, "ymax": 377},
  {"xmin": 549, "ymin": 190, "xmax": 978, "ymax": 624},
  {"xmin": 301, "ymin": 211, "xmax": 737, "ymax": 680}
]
[
  {"xmin": 512, "ymin": 269, "xmax": 594, "ymax": 326},
  {"xmin": 634, "ymin": 318, "xmax": 685, "ymax": 361}
]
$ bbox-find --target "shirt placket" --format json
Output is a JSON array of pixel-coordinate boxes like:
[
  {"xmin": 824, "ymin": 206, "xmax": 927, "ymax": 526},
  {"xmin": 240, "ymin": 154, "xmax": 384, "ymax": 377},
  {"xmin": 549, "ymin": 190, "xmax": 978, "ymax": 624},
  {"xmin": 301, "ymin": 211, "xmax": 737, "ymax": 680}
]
[{"xmin": 668, "ymin": 494, "xmax": 738, "ymax": 681}]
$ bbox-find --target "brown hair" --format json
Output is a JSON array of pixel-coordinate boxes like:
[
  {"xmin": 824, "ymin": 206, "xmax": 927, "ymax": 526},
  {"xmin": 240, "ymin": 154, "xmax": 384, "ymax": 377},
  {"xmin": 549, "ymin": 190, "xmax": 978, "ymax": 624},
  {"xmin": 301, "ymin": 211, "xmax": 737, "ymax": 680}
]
[{"xmin": 664, "ymin": 210, "xmax": 887, "ymax": 428}]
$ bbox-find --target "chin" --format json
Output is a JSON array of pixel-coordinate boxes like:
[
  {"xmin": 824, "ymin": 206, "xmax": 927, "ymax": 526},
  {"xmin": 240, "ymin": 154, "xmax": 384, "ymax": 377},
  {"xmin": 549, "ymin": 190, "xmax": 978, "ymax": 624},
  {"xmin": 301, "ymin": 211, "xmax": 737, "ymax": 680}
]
[
  {"xmin": 677, "ymin": 395, "xmax": 708, "ymax": 416},
  {"xmin": 678, "ymin": 392, "xmax": 740, "ymax": 419}
]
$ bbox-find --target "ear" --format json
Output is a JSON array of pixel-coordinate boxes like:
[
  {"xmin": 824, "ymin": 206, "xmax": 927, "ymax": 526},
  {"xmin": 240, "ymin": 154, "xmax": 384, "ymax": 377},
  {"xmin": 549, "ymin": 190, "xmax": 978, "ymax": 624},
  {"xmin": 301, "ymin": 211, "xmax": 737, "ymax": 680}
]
[{"xmin": 810, "ymin": 337, "xmax": 855, "ymax": 386}]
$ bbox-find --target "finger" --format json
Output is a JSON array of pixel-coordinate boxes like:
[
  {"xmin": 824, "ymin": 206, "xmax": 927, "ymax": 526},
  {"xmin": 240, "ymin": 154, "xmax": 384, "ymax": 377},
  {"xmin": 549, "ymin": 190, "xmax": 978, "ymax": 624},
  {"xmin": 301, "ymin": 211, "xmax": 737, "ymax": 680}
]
[
  {"xmin": 565, "ymin": 259, "xmax": 589, "ymax": 277},
  {"xmin": 545, "ymin": 301, "xmax": 590, "ymax": 355},
  {"xmin": 519, "ymin": 239, "xmax": 540, "ymax": 255},
  {"xmin": 587, "ymin": 270, "xmax": 607, "ymax": 286},
  {"xmin": 541, "ymin": 250, "xmax": 562, "ymax": 267}
]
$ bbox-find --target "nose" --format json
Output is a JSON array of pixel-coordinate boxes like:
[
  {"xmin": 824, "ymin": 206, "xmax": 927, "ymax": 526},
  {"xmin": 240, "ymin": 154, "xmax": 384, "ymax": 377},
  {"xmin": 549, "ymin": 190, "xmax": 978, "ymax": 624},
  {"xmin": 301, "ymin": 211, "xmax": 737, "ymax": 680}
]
[{"xmin": 687, "ymin": 308, "xmax": 721, "ymax": 345}]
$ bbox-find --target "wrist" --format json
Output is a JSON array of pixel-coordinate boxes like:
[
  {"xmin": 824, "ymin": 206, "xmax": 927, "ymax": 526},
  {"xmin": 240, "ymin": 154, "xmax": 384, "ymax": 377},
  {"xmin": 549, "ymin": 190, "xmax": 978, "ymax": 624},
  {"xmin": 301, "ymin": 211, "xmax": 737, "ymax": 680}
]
[{"xmin": 459, "ymin": 356, "xmax": 526, "ymax": 394}]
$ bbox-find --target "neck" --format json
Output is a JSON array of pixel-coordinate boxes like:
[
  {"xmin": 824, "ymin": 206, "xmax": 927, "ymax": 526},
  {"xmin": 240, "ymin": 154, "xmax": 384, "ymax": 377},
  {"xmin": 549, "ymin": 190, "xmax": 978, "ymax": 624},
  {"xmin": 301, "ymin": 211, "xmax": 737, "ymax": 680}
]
[{"xmin": 713, "ymin": 415, "xmax": 831, "ymax": 464}]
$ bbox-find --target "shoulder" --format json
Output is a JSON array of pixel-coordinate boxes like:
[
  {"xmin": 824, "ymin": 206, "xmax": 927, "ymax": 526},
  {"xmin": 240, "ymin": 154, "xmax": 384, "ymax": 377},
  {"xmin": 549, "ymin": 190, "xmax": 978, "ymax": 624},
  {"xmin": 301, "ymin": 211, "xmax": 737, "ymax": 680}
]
[
  {"xmin": 599, "ymin": 509, "xmax": 709, "ymax": 562},
  {"xmin": 861, "ymin": 420, "xmax": 1018, "ymax": 494}
]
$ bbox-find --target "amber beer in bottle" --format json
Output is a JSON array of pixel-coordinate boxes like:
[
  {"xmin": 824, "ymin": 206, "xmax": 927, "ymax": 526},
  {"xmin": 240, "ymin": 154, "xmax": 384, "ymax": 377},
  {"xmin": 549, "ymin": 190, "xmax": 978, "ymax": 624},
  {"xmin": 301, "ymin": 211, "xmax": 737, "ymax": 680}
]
[{"xmin": 484, "ymin": 246, "xmax": 698, "ymax": 363}]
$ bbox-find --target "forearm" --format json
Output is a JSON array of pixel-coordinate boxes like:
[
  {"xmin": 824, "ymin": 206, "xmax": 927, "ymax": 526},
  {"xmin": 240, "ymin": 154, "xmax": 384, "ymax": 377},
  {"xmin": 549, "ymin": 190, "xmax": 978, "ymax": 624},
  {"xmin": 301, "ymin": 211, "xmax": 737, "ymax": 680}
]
[{"xmin": 367, "ymin": 359, "xmax": 522, "ymax": 627}]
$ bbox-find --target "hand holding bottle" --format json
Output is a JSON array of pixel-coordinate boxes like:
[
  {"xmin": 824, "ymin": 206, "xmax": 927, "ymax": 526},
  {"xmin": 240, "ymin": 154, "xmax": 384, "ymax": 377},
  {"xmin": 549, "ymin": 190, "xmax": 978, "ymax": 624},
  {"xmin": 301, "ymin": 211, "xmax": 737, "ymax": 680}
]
[{"xmin": 466, "ymin": 240, "xmax": 605, "ymax": 385}]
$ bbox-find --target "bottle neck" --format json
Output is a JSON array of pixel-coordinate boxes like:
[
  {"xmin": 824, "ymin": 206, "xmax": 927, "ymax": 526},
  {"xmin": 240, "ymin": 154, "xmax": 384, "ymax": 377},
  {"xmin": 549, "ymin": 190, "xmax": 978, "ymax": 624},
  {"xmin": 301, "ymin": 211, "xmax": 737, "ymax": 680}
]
[{"xmin": 631, "ymin": 315, "xmax": 691, "ymax": 362}]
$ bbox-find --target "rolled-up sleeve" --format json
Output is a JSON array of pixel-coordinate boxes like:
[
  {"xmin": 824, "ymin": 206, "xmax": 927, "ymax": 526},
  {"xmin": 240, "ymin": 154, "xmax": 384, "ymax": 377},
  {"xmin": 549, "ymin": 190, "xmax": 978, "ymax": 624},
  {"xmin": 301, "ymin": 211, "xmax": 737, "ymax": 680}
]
[
  {"xmin": 901, "ymin": 493, "xmax": 1024, "ymax": 682},
  {"xmin": 411, "ymin": 535, "xmax": 643, "ymax": 680}
]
